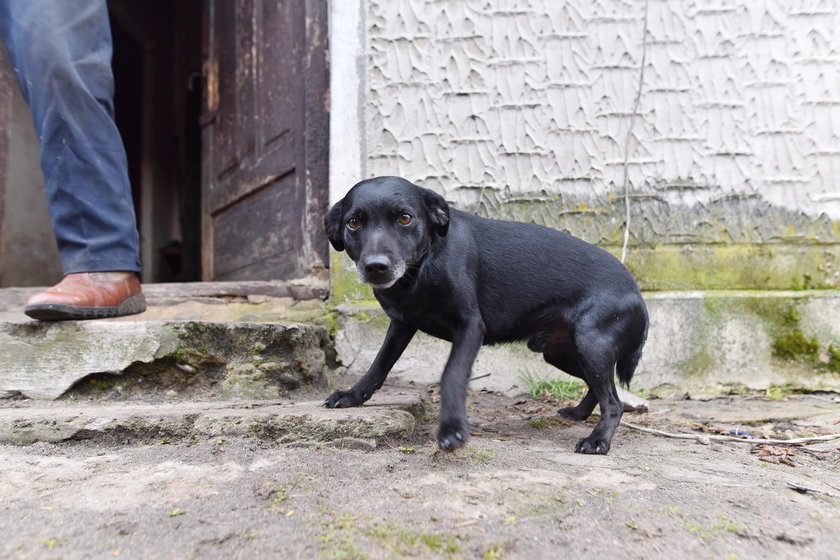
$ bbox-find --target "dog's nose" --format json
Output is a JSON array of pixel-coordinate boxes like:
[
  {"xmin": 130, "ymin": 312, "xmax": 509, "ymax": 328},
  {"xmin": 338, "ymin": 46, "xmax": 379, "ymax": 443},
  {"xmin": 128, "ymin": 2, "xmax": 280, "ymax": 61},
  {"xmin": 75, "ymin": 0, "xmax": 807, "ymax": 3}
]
[{"xmin": 363, "ymin": 255, "xmax": 391, "ymax": 275}]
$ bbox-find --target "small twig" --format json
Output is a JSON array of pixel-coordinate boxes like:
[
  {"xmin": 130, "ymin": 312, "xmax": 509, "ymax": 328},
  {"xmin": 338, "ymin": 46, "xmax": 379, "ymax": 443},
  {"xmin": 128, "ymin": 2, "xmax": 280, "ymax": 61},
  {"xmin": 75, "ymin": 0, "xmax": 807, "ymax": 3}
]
[
  {"xmin": 788, "ymin": 483, "xmax": 840, "ymax": 500},
  {"xmin": 620, "ymin": 420, "xmax": 840, "ymax": 446},
  {"xmin": 470, "ymin": 373, "xmax": 491, "ymax": 381}
]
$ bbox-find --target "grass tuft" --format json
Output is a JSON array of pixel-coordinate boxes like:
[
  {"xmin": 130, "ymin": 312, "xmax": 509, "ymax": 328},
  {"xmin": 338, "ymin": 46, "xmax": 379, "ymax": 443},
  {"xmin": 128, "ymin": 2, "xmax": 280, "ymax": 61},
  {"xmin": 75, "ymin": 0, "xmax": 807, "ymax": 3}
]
[{"xmin": 521, "ymin": 372, "xmax": 585, "ymax": 401}]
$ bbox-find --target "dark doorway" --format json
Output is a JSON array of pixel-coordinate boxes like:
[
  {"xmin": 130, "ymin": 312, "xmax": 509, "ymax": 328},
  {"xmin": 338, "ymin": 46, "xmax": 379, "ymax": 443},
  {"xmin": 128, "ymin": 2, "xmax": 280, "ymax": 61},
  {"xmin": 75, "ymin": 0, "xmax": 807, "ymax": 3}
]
[
  {"xmin": 106, "ymin": 0, "xmax": 329, "ymax": 285},
  {"xmin": 202, "ymin": 0, "xmax": 329, "ymax": 282},
  {"xmin": 108, "ymin": 0, "xmax": 203, "ymax": 283}
]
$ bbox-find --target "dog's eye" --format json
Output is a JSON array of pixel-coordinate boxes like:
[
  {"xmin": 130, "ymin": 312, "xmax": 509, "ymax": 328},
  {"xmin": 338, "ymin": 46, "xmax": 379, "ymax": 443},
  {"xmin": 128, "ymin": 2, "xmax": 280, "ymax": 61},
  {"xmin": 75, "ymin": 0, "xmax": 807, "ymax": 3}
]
[
  {"xmin": 398, "ymin": 213, "xmax": 413, "ymax": 226},
  {"xmin": 346, "ymin": 217, "xmax": 360, "ymax": 230}
]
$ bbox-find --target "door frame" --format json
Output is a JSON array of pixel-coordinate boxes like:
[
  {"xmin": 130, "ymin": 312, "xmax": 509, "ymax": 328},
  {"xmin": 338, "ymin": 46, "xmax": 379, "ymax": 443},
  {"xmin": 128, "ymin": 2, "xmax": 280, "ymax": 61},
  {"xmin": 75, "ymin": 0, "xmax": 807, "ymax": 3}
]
[{"xmin": 0, "ymin": 55, "xmax": 9, "ymax": 279}]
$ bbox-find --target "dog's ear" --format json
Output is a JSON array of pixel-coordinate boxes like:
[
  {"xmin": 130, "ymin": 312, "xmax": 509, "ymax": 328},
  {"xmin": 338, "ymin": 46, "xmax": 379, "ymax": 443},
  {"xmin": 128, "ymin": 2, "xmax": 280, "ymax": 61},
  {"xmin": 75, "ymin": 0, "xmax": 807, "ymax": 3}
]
[
  {"xmin": 420, "ymin": 187, "xmax": 450, "ymax": 237},
  {"xmin": 324, "ymin": 200, "xmax": 345, "ymax": 251}
]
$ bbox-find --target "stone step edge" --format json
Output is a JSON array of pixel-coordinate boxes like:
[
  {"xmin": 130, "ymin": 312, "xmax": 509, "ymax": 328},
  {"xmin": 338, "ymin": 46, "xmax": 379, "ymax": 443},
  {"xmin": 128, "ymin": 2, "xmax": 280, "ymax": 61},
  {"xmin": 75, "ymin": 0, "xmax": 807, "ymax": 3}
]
[
  {"xmin": 1, "ymin": 320, "xmax": 331, "ymax": 400},
  {"xmin": 0, "ymin": 395, "xmax": 425, "ymax": 446}
]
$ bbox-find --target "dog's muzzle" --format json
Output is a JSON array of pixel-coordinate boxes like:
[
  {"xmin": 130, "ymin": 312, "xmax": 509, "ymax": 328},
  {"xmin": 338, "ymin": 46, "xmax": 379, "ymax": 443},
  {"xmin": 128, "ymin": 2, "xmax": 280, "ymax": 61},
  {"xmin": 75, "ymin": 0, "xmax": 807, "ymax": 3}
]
[{"xmin": 358, "ymin": 255, "xmax": 406, "ymax": 289}]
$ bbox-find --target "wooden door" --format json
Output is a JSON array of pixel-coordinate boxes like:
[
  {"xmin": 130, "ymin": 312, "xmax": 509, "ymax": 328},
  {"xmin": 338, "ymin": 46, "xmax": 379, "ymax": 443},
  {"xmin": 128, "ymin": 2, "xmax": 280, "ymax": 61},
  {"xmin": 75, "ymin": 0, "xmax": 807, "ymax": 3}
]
[{"xmin": 201, "ymin": 0, "xmax": 328, "ymax": 281}]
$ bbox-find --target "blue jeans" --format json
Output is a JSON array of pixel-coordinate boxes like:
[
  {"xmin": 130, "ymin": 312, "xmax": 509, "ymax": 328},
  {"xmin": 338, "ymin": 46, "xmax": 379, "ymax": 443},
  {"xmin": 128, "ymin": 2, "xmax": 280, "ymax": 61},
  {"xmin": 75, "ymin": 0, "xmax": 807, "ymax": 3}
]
[{"xmin": 0, "ymin": 0, "xmax": 140, "ymax": 275}]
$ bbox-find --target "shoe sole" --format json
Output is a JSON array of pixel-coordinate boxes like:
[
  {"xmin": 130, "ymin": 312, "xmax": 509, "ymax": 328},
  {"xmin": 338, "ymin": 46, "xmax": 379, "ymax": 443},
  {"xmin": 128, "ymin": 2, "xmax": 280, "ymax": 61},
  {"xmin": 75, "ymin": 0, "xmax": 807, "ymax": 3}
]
[{"xmin": 24, "ymin": 294, "xmax": 147, "ymax": 321}]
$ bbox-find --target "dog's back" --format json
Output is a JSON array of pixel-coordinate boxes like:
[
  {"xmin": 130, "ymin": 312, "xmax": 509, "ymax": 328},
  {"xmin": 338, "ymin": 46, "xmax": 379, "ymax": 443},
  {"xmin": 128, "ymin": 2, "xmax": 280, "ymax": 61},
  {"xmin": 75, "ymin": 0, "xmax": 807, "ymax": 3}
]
[{"xmin": 439, "ymin": 209, "xmax": 647, "ymax": 355}]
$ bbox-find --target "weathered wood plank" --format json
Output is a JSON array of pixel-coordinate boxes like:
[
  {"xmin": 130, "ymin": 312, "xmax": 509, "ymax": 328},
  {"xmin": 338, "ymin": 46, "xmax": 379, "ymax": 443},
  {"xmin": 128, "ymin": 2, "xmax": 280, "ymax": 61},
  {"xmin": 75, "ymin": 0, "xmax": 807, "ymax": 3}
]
[{"xmin": 0, "ymin": 48, "xmax": 12, "ymax": 284}]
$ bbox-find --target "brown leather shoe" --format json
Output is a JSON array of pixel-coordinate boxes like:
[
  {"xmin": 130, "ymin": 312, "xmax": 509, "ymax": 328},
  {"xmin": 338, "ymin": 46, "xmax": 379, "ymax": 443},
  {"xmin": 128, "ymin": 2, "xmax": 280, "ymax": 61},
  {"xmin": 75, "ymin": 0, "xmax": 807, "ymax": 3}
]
[{"xmin": 24, "ymin": 272, "xmax": 146, "ymax": 321}]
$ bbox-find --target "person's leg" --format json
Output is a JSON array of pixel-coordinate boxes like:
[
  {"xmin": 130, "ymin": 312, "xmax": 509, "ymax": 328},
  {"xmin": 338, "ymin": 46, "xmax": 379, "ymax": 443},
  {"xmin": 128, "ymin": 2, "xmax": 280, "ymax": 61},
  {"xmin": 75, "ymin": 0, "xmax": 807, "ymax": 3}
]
[
  {"xmin": 0, "ymin": 0, "xmax": 145, "ymax": 320},
  {"xmin": 0, "ymin": 0, "xmax": 140, "ymax": 274}
]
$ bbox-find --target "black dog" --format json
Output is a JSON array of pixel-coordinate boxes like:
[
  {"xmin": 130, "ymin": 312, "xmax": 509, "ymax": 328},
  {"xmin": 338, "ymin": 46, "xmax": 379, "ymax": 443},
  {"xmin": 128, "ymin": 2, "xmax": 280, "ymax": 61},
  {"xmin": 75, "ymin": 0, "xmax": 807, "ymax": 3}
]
[{"xmin": 323, "ymin": 177, "xmax": 648, "ymax": 454}]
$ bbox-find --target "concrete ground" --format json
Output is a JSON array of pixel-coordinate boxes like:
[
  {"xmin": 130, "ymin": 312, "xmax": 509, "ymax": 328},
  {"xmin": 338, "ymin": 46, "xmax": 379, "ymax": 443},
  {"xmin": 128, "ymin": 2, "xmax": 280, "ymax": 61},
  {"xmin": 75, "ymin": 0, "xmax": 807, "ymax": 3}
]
[
  {"xmin": 1, "ymin": 283, "xmax": 838, "ymax": 558},
  {"xmin": 1, "ymin": 383, "xmax": 838, "ymax": 560}
]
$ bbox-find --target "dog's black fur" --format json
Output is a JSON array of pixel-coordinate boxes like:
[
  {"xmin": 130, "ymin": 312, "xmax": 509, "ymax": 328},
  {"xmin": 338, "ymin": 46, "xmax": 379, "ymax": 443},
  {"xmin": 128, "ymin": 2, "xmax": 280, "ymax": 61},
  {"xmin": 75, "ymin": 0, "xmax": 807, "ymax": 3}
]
[{"xmin": 323, "ymin": 176, "xmax": 648, "ymax": 454}]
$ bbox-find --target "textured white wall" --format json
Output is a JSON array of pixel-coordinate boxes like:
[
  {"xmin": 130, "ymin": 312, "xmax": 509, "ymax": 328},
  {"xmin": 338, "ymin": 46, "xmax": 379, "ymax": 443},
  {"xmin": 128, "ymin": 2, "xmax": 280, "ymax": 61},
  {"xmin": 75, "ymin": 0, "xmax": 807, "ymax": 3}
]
[{"xmin": 358, "ymin": 0, "xmax": 840, "ymax": 231}]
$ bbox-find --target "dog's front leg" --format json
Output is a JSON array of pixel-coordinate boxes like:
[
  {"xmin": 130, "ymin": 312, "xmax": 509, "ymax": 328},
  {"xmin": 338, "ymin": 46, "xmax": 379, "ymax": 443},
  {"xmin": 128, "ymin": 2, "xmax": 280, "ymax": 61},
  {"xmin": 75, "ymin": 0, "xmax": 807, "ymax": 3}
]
[
  {"xmin": 323, "ymin": 320, "xmax": 417, "ymax": 408},
  {"xmin": 437, "ymin": 315, "xmax": 485, "ymax": 451}
]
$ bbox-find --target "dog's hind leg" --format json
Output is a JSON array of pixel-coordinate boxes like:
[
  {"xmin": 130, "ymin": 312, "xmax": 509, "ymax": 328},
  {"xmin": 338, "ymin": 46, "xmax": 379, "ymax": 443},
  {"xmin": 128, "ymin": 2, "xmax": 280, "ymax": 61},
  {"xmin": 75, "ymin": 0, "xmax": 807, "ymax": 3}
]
[
  {"xmin": 574, "ymin": 362, "xmax": 622, "ymax": 454},
  {"xmin": 568, "ymin": 319, "xmax": 624, "ymax": 455},
  {"xmin": 543, "ymin": 351, "xmax": 597, "ymax": 421}
]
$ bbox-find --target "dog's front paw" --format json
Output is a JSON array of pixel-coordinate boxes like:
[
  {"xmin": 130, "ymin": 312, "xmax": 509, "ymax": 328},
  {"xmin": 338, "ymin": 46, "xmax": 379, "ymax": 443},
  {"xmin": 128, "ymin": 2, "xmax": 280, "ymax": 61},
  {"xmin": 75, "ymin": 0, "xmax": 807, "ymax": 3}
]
[
  {"xmin": 437, "ymin": 417, "xmax": 469, "ymax": 451},
  {"xmin": 574, "ymin": 436, "xmax": 610, "ymax": 455},
  {"xmin": 323, "ymin": 389, "xmax": 364, "ymax": 408}
]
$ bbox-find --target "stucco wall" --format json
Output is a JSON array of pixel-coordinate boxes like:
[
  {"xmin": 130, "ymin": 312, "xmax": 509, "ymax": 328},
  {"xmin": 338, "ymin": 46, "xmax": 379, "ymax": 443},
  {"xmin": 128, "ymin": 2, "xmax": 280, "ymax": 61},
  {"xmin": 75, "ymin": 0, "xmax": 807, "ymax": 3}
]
[{"xmin": 334, "ymin": 0, "xmax": 840, "ymax": 290}]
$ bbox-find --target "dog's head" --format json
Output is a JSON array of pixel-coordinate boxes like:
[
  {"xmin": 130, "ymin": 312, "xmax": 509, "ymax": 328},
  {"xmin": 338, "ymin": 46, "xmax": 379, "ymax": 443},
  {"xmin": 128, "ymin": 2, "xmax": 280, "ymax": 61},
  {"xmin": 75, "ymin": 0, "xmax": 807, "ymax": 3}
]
[{"xmin": 324, "ymin": 177, "xmax": 450, "ymax": 289}]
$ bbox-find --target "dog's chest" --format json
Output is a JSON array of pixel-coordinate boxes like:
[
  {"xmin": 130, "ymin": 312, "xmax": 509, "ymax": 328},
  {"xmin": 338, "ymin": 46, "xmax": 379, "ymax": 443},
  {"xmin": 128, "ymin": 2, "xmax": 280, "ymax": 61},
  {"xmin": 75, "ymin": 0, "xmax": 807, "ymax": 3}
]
[{"xmin": 378, "ymin": 292, "xmax": 458, "ymax": 342}]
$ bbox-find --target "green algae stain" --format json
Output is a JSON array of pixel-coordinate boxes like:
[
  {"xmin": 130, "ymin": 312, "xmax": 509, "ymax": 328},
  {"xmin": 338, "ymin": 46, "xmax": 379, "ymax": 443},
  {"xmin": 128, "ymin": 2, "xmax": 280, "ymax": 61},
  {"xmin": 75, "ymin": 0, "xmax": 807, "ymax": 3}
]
[
  {"xmin": 828, "ymin": 345, "xmax": 840, "ymax": 372},
  {"xmin": 328, "ymin": 252, "xmax": 374, "ymax": 304},
  {"xmin": 696, "ymin": 292, "xmax": 840, "ymax": 378},
  {"xmin": 773, "ymin": 329, "xmax": 819, "ymax": 360},
  {"xmin": 677, "ymin": 345, "xmax": 717, "ymax": 381},
  {"xmin": 618, "ymin": 244, "xmax": 839, "ymax": 291}
]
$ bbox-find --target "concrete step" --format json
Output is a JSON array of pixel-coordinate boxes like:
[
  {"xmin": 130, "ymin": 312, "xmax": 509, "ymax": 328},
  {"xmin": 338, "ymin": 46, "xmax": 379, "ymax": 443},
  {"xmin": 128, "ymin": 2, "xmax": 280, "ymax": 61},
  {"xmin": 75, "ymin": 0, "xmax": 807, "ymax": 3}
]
[
  {"xmin": 0, "ymin": 280, "xmax": 425, "ymax": 449},
  {"xmin": 0, "ymin": 277, "xmax": 329, "ymax": 323},
  {"xmin": 0, "ymin": 393, "xmax": 425, "ymax": 446},
  {"xmin": 3, "ymin": 282, "xmax": 840, "ymax": 402},
  {"xmin": 0, "ymin": 280, "xmax": 332, "ymax": 400},
  {"xmin": 333, "ymin": 290, "xmax": 840, "ymax": 398}
]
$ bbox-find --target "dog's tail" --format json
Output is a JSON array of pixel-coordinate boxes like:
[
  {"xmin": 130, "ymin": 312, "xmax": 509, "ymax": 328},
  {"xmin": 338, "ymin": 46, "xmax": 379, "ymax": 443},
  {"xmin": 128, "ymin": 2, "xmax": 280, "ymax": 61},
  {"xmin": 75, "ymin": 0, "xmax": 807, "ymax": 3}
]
[{"xmin": 616, "ymin": 305, "xmax": 649, "ymax": 388}]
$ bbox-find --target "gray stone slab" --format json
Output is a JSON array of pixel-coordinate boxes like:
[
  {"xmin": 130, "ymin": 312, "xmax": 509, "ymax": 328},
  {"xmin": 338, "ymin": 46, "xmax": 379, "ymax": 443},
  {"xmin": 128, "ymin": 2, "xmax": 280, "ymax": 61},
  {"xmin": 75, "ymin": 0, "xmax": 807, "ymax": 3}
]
[
  {"xmin": 0, "ymin": 395, "xmax": 423, "ymax": 445},
  {"xmin": 0, "ymin": 320, "xmax": 329, "ymax": 399},
  {"xmin": 333, "ymin": 291, "xmax": 840, "ymax": 398},
  {"xmin": 666, "ymin": 396, "xmax": 840, "ymax": 425}
]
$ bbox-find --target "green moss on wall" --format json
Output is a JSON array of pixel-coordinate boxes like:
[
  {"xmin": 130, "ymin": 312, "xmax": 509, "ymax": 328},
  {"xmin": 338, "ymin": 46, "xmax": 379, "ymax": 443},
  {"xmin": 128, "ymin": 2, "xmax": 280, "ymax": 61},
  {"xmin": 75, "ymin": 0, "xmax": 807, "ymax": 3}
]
[
  {"xmin": 697, "ymin": 293, "xmax": 839, "ymax": 373},
  {"xmin": 458, "ymin": 191, "xmax": 840, "ymax": 291},
  {"xmin": 829, "ymin": 345, "xmax": 840, "ymax": 372},
  {"xmin": 619, "ymin": 244, "xmax": 839, "ymax": 291},
  {"xmin": 702, "ymin": 294, "xmax": 799, "ymax": 329},
  {"xmin": 327, "ymin": 243, "xmax": 839, "ymax": 296},
  {"xmin": 329, "ymin": 252, "xmax": 375, "ymax": 305},
  {"xmin": 677, "ymin": 345, "xmax": 717, "ymax": 381},
  {"xmin": 773, "ymin": 329, "xmax": 819, "ymax": 360},
  {"xmin": 326, "ymin": 189, "xmax": 840, "ymax": 293}
]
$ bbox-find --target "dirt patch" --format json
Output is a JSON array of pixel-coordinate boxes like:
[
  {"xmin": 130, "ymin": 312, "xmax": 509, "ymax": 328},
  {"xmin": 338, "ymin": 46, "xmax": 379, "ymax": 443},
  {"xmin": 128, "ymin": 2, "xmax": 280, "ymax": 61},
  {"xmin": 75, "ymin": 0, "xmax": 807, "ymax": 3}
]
[{"xmin": 1, "ymin": 386, "xmax": 838, "ymax": 559}]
